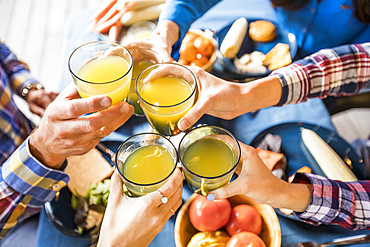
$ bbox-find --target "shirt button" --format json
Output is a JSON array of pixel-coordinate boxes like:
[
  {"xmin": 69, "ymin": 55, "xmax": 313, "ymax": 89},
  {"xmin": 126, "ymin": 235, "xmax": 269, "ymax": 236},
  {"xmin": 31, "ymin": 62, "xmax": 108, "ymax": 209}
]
[
  {"xmin": 310, "ymin": 8, "xmax": 315, "ymax": 13},
  {"xmin": 53, "ymin": 184, "xmax": 60, "ymax": 190},
  {"xmin": 302, "ymin": 28, "xmax": 306, "ymax": 33}
]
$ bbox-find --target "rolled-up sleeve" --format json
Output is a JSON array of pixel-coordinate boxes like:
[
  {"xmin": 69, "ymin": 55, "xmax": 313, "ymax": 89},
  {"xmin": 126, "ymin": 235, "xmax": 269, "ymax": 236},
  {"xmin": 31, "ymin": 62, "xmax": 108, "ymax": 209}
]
[
  {"xmin": 271, "ymin": 42, "xmax": 370, "ymax": 106},
  {"xmin": 293, "ymin": 173, "xmax": 370, "ymax": 230}
]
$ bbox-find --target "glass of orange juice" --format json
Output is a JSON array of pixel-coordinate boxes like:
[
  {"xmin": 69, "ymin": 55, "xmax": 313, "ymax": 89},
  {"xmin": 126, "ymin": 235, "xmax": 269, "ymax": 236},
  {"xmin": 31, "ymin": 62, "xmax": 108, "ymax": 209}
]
[
  {"xmin": 126, "ymin": 48, "xmax": 162, "ymax": 116},
  {"xmin": 178, "ymin": 125, "xmax": 241, "ymax": 196},
  {"xmin": 69, "ymin": 41, "xmax": 133, "ymax": 105},
  {"xmin": 136, "ymin": 63, "xmax": 197, "ymax": 136},
  {"xmin": 115, "ymin": 133, "xmax": 178, "ymax": 197}
]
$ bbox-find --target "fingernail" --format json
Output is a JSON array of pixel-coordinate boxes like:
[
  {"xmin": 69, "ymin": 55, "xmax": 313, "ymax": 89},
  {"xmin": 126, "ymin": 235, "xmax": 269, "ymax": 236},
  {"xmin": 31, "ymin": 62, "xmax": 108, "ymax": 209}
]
[
  {"xmin": 178, "ymin": 119, "xmax": 188, "ymax": 130},
  {"xmin": 207, "ymin": 194, "xmax": 215, "ymax": 201},
  {"xmin": 121, "ymin": 103, "xmax": 129, "ymax": 113},
  {"xmin": 100, "ymin": 97, "xmax": 111, "ymax": 107}
]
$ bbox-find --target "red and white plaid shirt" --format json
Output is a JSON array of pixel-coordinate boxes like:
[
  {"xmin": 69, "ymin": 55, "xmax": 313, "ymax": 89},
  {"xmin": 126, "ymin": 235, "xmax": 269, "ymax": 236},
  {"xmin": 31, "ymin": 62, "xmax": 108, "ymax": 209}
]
[{"xmin": 272, "ymin": 42, "xmax": 370, "ymax": 230}]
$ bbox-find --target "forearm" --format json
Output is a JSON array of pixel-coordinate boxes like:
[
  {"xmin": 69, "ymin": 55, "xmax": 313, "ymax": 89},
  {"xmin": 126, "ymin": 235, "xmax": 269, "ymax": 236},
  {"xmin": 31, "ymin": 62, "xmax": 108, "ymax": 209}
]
[
  {"xmin": 238, "ymin": 76, "xmax": 282, "ymax": 113},
  {"xmin": 272, "ymin": 42, "xmax": 370, "ymax": 106},
  {"xmin": 270, "ymin": 181, "xmax": 312, "ymax": 212},
  {"xmin": 153, "ymin": 20, "xmax": 180, "ymax": 47},
  {"xmin": 158, "ymin": 0, "xmax": 221, "ymax": 56},
  {"xmin": 293, "ymin": 173, "xmax": 370, "ymax": 230},
  {"xmin": 0, "ymin": 137, "xmax": 68, "ymax": 237}
]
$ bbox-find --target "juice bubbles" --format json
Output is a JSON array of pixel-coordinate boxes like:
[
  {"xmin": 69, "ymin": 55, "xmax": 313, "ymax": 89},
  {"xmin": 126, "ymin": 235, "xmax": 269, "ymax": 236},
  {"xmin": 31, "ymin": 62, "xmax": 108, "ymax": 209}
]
[
  {"xmin": 127, "ymin": 60, "xmax": 155, "ymax": 115},
  {"xmin": 77, "ymin": 55, "xmax": 131, "ymax": 105},
  {"xmin": 122, "ymin": 145, "xmax": 175, "ymax": 185},
  {"xmin": 140, "ymin": 76, "xmax": 194, "ymax": 136}
]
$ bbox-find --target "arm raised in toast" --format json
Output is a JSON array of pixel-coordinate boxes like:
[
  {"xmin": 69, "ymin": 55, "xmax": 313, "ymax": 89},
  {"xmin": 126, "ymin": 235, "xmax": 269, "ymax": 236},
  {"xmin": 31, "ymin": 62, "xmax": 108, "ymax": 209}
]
[
  {"xmin": 0, "ymin": 84, "xmax": 133, "ymax": 237},
  {"xmin": 98, "ymin": 168, "xmax": 183, "ymax": 247},
  {"xmin": 178, "ymin": 43, "xmax": 370, "ymax": 131}
]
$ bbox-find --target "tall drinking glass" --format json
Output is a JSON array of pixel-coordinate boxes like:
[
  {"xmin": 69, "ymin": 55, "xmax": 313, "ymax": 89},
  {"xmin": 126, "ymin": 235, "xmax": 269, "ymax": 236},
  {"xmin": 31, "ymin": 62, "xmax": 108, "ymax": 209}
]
[
  {"xmin": 136, "ymin": 63, "xmax": 197, "ymax": 136},
  {"xmin": 69, "ymin": 41, "xmax": 133, "ymax": 105},
  {"xmin": 126, "ymin": 48, "xmax": 162, "ymax": 116},
  {"xmin": 115, "ymin": 133, "xmax": 178, "ymax": 197},
  {"xmin": 179, "ymin": 125, "xmax": 241, "ymax": 196}
]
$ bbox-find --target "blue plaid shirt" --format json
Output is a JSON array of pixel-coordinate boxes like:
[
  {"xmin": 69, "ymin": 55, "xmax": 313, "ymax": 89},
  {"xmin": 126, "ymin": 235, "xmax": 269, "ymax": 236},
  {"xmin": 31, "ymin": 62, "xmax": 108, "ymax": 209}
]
[{"xmin": 0, "ymin": 41, "xmax": 68, "ymax": 237}]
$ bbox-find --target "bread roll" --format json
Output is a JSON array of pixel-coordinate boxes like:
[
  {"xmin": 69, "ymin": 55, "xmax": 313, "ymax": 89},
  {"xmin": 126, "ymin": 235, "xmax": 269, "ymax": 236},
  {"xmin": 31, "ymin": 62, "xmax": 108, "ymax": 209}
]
[
  {"xmin": 65, "ymin": 148, "xmax": 114, "ymax": 196},
  {"xmin": 249, "ymin": 20, "xmax": 276, "ymax": 42}
]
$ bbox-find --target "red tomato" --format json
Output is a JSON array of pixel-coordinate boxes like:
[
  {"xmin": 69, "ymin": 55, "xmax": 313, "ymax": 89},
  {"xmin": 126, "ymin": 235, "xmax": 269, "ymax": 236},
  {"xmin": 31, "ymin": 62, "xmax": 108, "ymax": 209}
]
[
  {"xmin": 226, "ymin": 232, "xmax": 266, "ymax": 247},
  {"xmin": 225, "ymin": 204, "xmax": 262, "ymax": 236},
  {"xmin": 189, "ymin": 195, "xmax": 232, "ymax": 232}
]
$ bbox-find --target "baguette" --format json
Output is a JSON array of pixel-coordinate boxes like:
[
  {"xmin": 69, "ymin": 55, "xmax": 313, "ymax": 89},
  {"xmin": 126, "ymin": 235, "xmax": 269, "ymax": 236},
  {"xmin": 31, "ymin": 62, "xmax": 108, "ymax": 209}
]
[
  {"xmin": 118, "ymin": 0, "xmax": 166, "ymax": 10},
  {"xmin": 120, "ymin": 3, "xmax": 165, "ymax": 26}
]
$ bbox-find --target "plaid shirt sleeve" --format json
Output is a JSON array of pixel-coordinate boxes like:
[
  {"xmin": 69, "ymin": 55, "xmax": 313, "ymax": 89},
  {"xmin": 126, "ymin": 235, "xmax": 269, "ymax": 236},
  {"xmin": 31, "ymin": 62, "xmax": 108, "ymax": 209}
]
[
  {"xmin": 0, "ymin": 41, "xmax": 40, "ymax": 97},
  {"xmin": 0, "ymin": 137, "xmax": 69, "ymax": 237},
  {"xmin": 0, "ymin": 41, "xmax": 69, "ymax": 237},
  {"xmin": 271, "ymin": 42, "xmax": 370, "ymax": 106},
  {"xmin": 292, "ymin": 173, "xmax": 370, "ymax": 230}
]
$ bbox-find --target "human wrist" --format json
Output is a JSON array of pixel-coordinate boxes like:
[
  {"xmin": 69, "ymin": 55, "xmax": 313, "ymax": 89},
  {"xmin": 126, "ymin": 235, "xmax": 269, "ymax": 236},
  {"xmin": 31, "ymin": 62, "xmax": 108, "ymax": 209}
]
[
  {"xmin": 154, "ymin": 20, "xmax": 179, "ymax": 47},
  {"xmin": 241, "ymin": 76, "xmax": 282, "ymax": 111},
  {"xmin": 21, "ymin": 82, "xmax": 44, "ymax": 100},
  {"xmin": 29, "ymin": 129, "xmax": 66, "ymax": 170},
  {"xmin": 274, "ymin": 181, "xmax": 311, "ymax": 212}
]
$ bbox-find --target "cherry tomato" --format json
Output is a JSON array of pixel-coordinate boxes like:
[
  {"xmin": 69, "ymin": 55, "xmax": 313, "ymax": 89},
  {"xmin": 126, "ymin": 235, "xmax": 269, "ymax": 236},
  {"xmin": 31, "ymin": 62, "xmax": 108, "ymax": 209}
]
[
  {"xmin": 226, "ymin": 232, "xmax": 266, "ymax": 247},
  {"xmin": 225, "ymin": 204, "xmax": 262, "ymax": 236},
  {"xmin": 189, "ymin": 195, "xmax": 232, "ymax": 232}
]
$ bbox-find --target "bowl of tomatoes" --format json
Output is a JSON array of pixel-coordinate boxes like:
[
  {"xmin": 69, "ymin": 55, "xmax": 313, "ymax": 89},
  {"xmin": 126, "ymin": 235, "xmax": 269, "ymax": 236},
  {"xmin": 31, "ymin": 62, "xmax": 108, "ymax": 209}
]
[
  {"xmin": 174, "ymin": 193, "xmax": 281, "ymax": 247},
  {"xmin": 178, "ymin": 29, "xmax": 217, "ymax": 72}
]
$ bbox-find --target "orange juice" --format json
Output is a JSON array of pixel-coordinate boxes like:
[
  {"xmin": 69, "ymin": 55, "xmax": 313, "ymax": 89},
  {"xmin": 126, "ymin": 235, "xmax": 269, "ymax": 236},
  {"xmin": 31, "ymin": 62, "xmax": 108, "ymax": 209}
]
[
  {"xmin": 127, "ymin": 61, "xmax": 155, "ymax": 115},
  {"xmin": 77, "ymin": 55, "xmax": 131, "ymax": 105},
  {"xmin": 122, "ymin": 145, "xmax": 175, "ymax": 197},
  {"xmin": 183, "ymin": 138, "xmax": 235, "ymax": 177},
  {"xmin": 182, "ymin": 138, "xmax": 236, "ymax": 195},
  {"xmin": 140, "ymin": 76, "xmax": 194, "ymax": 135}
]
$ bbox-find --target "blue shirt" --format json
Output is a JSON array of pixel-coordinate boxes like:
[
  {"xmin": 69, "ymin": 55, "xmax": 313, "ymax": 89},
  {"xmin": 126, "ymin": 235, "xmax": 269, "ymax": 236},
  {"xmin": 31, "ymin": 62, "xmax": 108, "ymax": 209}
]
[{"xmin": 159, "ymin": 0, "xmax": 370, "ymax": 60}]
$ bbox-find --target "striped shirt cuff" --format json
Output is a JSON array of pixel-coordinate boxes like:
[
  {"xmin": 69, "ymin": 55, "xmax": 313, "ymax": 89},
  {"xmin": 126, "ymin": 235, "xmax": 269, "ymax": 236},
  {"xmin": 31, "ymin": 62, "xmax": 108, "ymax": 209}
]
[
  {"xmin": 1, "ymin": 137, "xmax": 69, "ymax": 202},
  {"xmin": 293, "ymin": 173, "xmax": 356, "ymax": 228},
  {"xmin": 270, "ymin": 63, "xmax": 310, "ymax": 106}
]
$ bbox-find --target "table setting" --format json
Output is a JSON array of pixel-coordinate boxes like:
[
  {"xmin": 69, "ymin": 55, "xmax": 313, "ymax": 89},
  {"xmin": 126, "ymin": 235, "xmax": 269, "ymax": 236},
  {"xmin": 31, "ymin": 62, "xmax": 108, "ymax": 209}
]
[{"xmin": 33, "ymin": 0, "xmax": 370, "ymax": 246}]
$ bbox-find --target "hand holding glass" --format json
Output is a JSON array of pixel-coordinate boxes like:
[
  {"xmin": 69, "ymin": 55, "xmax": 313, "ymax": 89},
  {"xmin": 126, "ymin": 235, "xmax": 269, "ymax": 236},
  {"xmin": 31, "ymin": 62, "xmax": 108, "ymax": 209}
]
[
  {"xmin": 126, "ymin": 48, "xmax": 162, "ymax": 116},
  {"xmin": 115, "ymin": 133, "xmax": 178, "ymax": 197},
  {"xmin": 179, "ymin": 125, "xmax": 241, "ymax": 196},
  {"xmin": 69, "ymin": 41, "xmax": 133, "ymax": 105},
  {"xmin": 136, "ymin": 63, "xmax": 197, "ymax": 136}
]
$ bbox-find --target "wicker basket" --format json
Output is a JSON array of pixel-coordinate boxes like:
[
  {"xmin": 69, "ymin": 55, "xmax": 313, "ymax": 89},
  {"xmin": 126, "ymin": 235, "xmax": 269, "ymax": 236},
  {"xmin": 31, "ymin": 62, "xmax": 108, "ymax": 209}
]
[
  {"xmin": 186, "ymin": 29, "xmax": 218, "ymax": 72},
  {"xmin": 174, "ymin": 193, "xmax": 281, "ymax": 247}
]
